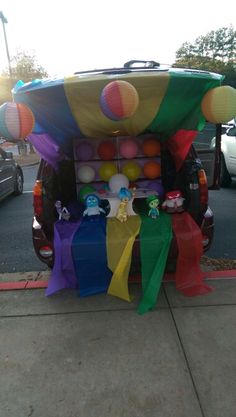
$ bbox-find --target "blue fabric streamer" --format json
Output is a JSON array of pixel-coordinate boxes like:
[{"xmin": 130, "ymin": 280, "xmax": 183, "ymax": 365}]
[{"xmin": 72, "ymin": 215, "xmax": 112, "ymax": 296}]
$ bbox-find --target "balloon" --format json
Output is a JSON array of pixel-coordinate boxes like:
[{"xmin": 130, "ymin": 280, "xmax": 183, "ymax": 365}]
[
  {"xmin": 78, "ymin": 185, "xmax": 96, "ymax": 202},
  {"xmin": 77, "ymin": 165, "xmax": 96, "ymax": 183},
  {"xmin": 0, "ymin": 102, "xmax": 35, "ymax": 140},
  {"xmin": 97, "ymin": 140, "xmax": 116, "ymax": 160},
  {"xmin": 122, "ymin": 161, "xmax": 141, "ymax": 181},
  {"xmin": 142, "ymin": 138, "xmax": 160, "ymax": 157},
  {"xmin": 119, "ymin": 138, "xmax": 139, "ymax": 159},
  {"xmin": 143, "ymin": 161, "xmax": 161, "ymax": 179},
  {"xmin": 99, "ymin": 162, "xmax": 118, "ymax": 181},
  {"xmin": 100, "ymin": 80, "xmax": 139, "ymax": 121},
  {"xmin": 109, "ymin": 173, "xmax": 129, "ymax": 193},
  {"xmin": 147, "ymin": 181, "xmax": 165, "ymax": 199},
  {"xmin": 201, "ymin": 86, "xmax": 236, "ymax": 124},
  {"xmin": 75, "ymin": 141, "xmax": 94, "ymax": 161}
]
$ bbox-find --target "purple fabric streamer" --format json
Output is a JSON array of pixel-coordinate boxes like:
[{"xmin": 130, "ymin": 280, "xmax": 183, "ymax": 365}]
[
  {"xmin": 27, "ymin": 133, "xmax": 65, "ymax": 170},
  {"xmin": 46, "ymin": 219, "xmax": 82, "ymax": 296}
]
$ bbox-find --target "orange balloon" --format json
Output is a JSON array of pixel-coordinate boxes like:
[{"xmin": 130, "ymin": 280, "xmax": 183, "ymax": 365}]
[
  {"xmin": 142, "ymin": 138, "xmax": 160, "ymax": 157},
  {"xmin": 143, "ymin": 161, "xmax": 161, "ymax": 179}
]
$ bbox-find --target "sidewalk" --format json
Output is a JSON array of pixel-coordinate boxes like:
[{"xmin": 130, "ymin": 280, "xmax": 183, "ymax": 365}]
[{"xmin": 1, "ymin": 277, "xmax": 236, "ymax": 417}]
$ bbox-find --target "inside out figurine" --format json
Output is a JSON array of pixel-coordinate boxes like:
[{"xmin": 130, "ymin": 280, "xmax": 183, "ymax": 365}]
[
  {"xmin": 162, "ymin": 190, "xmax": 185, "ymax": 213},
  {"xmin": 116, "ymin": 187, "xmax": 132, "ymax": 223},
  {"xmin": 146, "ymin": 194, "xmax": 160, "ymax": 219},
  {"xmin": 55, "ymin": 200, "xmax": 70, "ymax": 221},
  {"xmin": 83, "ymin": 194, "xmax": 106, "ymax": 216}
]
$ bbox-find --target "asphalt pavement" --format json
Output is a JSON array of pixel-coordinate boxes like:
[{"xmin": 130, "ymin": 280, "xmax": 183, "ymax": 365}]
[{"xmin": 1, "ymin": 278, "xmax": 236, "ymax": 417}]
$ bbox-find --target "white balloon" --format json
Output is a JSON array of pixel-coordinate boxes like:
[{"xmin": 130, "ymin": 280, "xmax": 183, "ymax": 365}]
[
  {"xmin": 78, "ymin": 165, "xmax": 95, "ymax": 183},
  {"xmin": 109, "ymin": 173, "xmax": 129, "ymax": 193}
]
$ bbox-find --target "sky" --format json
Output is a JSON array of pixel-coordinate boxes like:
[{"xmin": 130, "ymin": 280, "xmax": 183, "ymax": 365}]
[{"xmin": 0, "ymin": 0, "xmax": 234, "ymax": 78}]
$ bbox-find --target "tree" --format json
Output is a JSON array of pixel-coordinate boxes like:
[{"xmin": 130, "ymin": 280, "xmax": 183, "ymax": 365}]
[
  {"xmin": 0, "ymin": 50, "xmax": 48, "ymax": 105},
  {"xmin": 1, "ymin": 50, "xmax": 48, "ymax": 83},
  {"xmin": 174, "ymin": 26, "xmax": 236, "ymax": 87}
]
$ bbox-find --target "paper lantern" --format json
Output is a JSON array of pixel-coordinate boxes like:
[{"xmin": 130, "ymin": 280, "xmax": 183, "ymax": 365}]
[
  {"xmin": 109, "ymin": 173, "xmax": 129, "ymax": 193},
  {"xmin": 75, "ymin": 141, "xmax": 94, "ymax": 161},
  {"xmin": 77, "ymin": 165, "xmax": 96, "ymax": 183},
  {"xmin": 143, "ymin": 161, "xmax": 161, "ymax": 179},
  {"xmin": 100, "ymin": 80, "xmax": 139, "ymax": 121},
  {"xmin": 122, "ymin": 161, "xmax": 141, "ymax": 181},
  {"xmin": 201, "ymin": 86, "xmax": 236, "ymax": 124},
  {"xmin": 99, "ymin": 162, "xmax": 118, "ymax": 181},
  {"xmin": 119, "ymin": 138, "xmax": 139, "ymax": 159},
  {"xmin": 97, "ymin": 140, "xmax": 116, "ymax": 160},
  {"xmin": 0, "ymin": 102, "xmax": 35, "ymax": 140},
  {"xmin": 142, "ymin": 138, "xmax": 160, "ymax": 157}
]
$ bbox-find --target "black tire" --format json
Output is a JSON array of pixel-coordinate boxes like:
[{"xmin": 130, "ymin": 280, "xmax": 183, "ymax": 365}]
[
  {"xmin": 14, "ymin": 170, "xmax": 24, "ymax": 195},
  {"xmin": 220, "ymin": 154, "xmax": 232, "ymax": 187}
]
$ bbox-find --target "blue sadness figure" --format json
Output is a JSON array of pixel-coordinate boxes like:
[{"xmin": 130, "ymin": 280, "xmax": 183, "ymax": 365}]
[{"xmin": 83, "ymin": 194, "xmax": 106, "ymax": 216}]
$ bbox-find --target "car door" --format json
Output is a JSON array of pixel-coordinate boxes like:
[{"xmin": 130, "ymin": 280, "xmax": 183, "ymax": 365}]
[
  {"xmin": 0, "ymin": 147, "xmax": 15, "ymax": 198},
  {"xmin": 193, "ymin": 123, "xmax": 222, "ymax": 189},
  {"xmin": 222, "ymin": 126, "xmax": 236, "ymax": 175}
]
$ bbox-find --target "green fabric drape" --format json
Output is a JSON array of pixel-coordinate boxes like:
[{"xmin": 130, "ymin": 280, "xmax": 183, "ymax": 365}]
[{"xmin": 138, "ymin": 211, "xmax": 172, "ymax": 314}]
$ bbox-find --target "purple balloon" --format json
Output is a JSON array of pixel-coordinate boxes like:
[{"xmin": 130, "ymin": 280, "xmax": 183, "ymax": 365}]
[
  {"xmin": 147, "ymin": 181, "xmax": 165, "ymax": 199},
  {"xmin": 75, "ymin": 141, "xmax": 94, "ymax": 161}
]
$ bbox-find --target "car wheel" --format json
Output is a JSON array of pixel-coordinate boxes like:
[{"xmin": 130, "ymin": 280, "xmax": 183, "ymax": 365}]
[
  {"xmin": 220, "ymin": 154, "xmax": 232, "ymax": 187},
  {"xmin": 14, "ymin": 170, "xmax": 24, "ymax": 195}
]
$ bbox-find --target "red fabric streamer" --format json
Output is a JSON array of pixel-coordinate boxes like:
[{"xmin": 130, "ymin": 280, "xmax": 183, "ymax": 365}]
[
  {"xmin": 172, "ymin": 212, "xmax": 213, "ymax": 296},
  {"xmin": 167, "ymin": 129, "xmax": 198, "ymax": 171}
]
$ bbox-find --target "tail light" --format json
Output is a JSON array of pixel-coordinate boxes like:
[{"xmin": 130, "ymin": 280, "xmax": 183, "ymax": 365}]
[
  {"xmin": 198, "ymin": 169, "xmax": 208, "ymax": 208},
  {"xmin": 33, "ymin": 180, "xmax": 43, "ymax": 217},
  {"xmin": 39, "ymin": 245, "xmax": 53, "ymax": 258}
]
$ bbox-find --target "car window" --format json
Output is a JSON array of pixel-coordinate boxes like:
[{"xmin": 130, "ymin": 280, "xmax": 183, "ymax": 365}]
[{"xmin": 193, "ymin": 123, "xmax": 225, "ymax": 150}]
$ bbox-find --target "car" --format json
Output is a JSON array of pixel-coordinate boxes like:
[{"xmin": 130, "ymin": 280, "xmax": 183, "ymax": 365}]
[
  {"xmin": 31, "ymin": 129, "xmax": 218, "ymax": 271},
  {"xmin": 11, "ymin": 62, "xmax": 224, "ymax": 274},
  {"xmin": 213, "ymin": 120, "xmax": 236, "ymax": 187},
  {"xmin": 0, "ymin": 146, "xmax": 24, "ymax": 202}
]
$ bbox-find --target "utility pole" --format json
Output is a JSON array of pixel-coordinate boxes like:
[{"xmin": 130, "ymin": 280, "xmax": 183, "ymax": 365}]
[{"xmin": 0, "ymin": 11, "xmax": 12, "ymax": 78}]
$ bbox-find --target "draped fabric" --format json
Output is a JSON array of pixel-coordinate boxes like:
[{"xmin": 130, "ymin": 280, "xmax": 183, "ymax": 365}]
[
  {"xmin": 13, "ymin": 70, "xmax": 224, "ymax": 169},
  {"xmin": 138, "ymin": 212, "xmax": 172, "ymax": 314},
  {"xmin": 106, "ymin": 216, "xmax": 141, "ymax": 302},
  {"xmin": 71, "ymin": 215, "xmax": 112, "ymax": 296},
  {"xmin": 172, "ymin": 212, "xmax": 213, "ymax": 296},
  {"xmin": 46, "ymin": 219, "xmax": 82, "ymax": 296},
  {"xmin": 46, "ymin": 211, "xmax": 213, "ymax": 310}
]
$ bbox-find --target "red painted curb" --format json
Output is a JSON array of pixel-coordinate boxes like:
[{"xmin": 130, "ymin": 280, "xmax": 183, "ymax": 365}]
[
  {"xmin": 0, "ymin": 280, "xmax": 48, "ymax": 291},
  {"xmin": 1, "ymin": 270, "xmax": 236, "ymax": 292}
]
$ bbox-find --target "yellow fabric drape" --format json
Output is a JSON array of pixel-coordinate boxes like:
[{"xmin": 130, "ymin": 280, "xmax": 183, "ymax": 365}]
[
  {"xmin": 64, "ymin": 72, "xmax": 170, "ymax": 138},
  {"xmin": 106, "ymin": 216, "xmax": 141, "ymax": 302}
]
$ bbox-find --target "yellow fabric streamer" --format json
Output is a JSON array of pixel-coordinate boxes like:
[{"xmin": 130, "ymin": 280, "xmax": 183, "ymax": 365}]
[
  {"xmin": 106, "ymin": 216, "xmax": 141, "ymax": 302},
  {"xmin": 64, "ymin": 72, "xmax": 170, "ymax": 138}
]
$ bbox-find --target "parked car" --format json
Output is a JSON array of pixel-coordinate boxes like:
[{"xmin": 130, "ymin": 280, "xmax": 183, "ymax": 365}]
[
  {"xmin": 0, "ymin": 146, "xmax": 24, "ymax": 202},
  {"xmin": 211, "ymin": 120, "xmax": 236, "ymax": 187}
]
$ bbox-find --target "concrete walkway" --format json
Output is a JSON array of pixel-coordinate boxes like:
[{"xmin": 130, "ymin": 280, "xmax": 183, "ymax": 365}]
[{"xmin": 1, "ymin": 279, "xmax": 236, "ymax": 417}]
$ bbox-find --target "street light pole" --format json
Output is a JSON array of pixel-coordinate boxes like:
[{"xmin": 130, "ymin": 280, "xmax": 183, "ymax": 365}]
[{"xmin": 0, "ymin": 11, "xmax": 12, "ymax": 78}]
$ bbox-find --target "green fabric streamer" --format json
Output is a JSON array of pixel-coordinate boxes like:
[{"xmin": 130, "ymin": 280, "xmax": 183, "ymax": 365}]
[
  {"xmin": 138, "ymin": 211, "xmax": 172, "ymax": 315},
  {"xmin": 148, "ymin": 72, "xmax": 224, "ymax": 138}
]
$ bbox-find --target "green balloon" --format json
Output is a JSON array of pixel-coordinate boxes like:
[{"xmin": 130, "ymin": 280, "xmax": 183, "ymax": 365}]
[{"xmin": 78, "ymin": 185, "xmax": 96, "ymax": 202}]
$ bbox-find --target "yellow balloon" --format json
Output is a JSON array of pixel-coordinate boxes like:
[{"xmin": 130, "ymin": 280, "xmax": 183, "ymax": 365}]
[
  {"xmin": 122, "ymin": 161, "xmax": 141, "ymax": 181},
  {"xmin": 201, "ymin": 86, "xmax": 236, "ymax": 124},
  {"xmin": 99, "ymin": 162, "xmax": 118, "ymax": 181}
]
